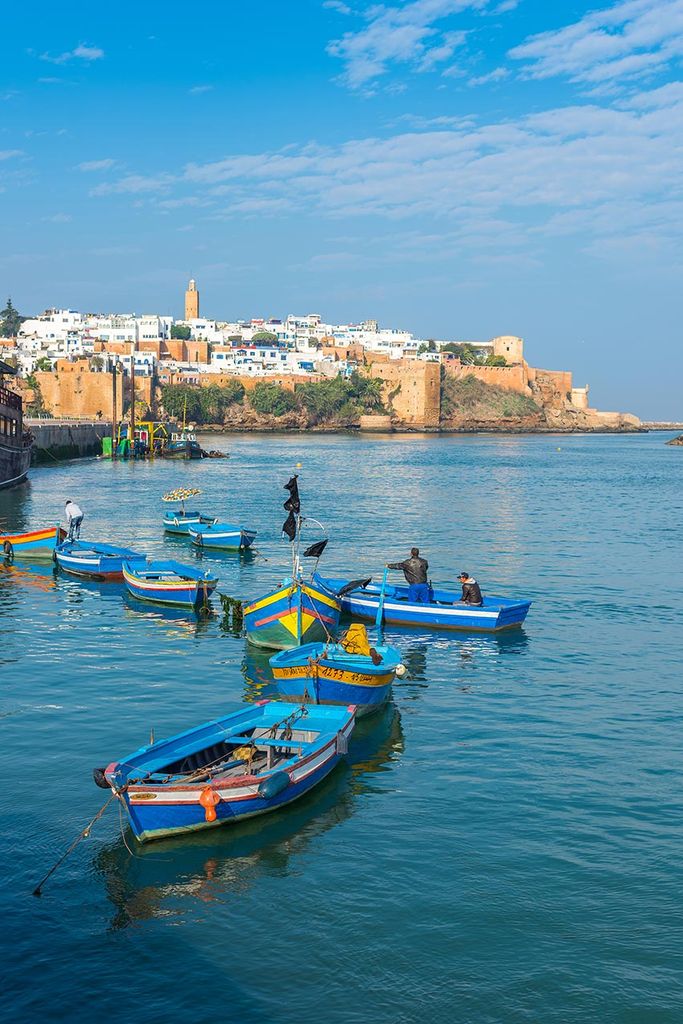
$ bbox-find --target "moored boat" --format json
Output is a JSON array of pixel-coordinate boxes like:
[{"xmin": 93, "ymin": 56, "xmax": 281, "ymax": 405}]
[
  {"xmin": 122, "ymin": 559, "xmax": 218, "ymax": 608},
  {"xmin": 189, "ymin": 522, "xmax": 257, "ymax": 551},
  {"xmin": 269, "ymin": 623, "xmax": 402, "ymax": 716},
  {"xmin": 93, "ymin": 700, "xmax": 356, "ymax": 842},
  {"xmin": 163, "ymin": 510, "xmax": 217, "ymax": 535},
  {"xmin": 244, "ymin": 474, "xmax": 341, "ymax": 650},
  {"xmin": 162, "ymin": 431, "xmax": 204, "ymax": 459},
  {"xmin": 55, "ymin": 540, "xmax": 147, "ymax": 581},
  {"xmin": 314, "ymin": 574, "xmax": 531, "ymax": 632},
  {"xmin": 1, "ymin": 524, "xmax": 65, "ymax": 560},
  {"xmin": 0, "ymin": 361, "xmax": 32, "ymax": 491},
  {"xmin": 244, "ymin": 578, "xmax": 341, "ymax": 650}
]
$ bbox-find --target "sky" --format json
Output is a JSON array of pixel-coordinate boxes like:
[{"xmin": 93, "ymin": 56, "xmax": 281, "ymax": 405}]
[{"xmin": 2, "ymin": 0, "xmax": 682, "ymax": 418}]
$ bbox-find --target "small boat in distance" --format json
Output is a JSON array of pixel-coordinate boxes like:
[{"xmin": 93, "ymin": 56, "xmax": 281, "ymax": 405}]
[
  {"xmin": 162, "ymin": 486, "xmax": 216, "ymax": 534},
  {"xmin": 93, "ymin": 700, "xmax": 356, "ymax": 842},
  {"xmin": 189, "ymin": 522, "xmax": 257, "ymax": 551},
  {"xmin": 162, "ymin": 431, "xmax": 204, "ymax": 460},
  {"xmin": 1, "ymin": 524, "xmax": 65, "ymax": 560},
  {"xmin": 314, "ymin": 574, "xmax": 531, "ymax": 633},
  {"xmin": 163, "ymin": 510, "xmax": 217, "ymax": 535},
  {"xmin": 122, "ymin": 560, "xmax": 218, "ymax": 608},
  {"xmin": 269, "ymin": 623, "xmax": 402, "ymax": 716},
  {"xmin": 55, "ymin": 540, "xmax": 147, "ymax": 581}
]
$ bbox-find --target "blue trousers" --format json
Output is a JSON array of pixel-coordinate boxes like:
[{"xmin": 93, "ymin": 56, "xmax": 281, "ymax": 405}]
[{"xmin": 408, "ymin": 583, "xmax": 430, "ymax": 603}]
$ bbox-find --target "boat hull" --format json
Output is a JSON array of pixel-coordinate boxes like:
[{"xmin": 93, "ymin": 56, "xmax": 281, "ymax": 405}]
[
  {"xmin": 1, "ymin": 525, "xmax": 65, "ymax": 559},
  {"xmin": 189, "ymin": 524, "xmax": 257, "ymax": 550},
  {"xmin": 102, "ymin": 701, "xmax": 356, "ymax": 842},
  {"xmin": 0, "ymin": 441, "xmax": 31, "ymax": 491},
  {"xmin": 163, "ymin": 511, "xmax": 216, "ymax": 535},
  {"xmin": 122, "ymin": 564, "xmax": 217, "ymax": 608},
  {"xmin": 270, "ymin": 641, "xmax": 400, "ymax": 716},
  {"xmin": 244, "ymin": 580, "xmax": 341, "ymax": 650},
  {"xmin": 315, "ymin": 574, "xmax": 531, "ymax": 632},
  {"xmin": 162, "ymin": 440, "xmax": 203, "ymax": 460},
  {"xmin": 55, "ymin": 542, "xmax": 147, "ymax": 581}
]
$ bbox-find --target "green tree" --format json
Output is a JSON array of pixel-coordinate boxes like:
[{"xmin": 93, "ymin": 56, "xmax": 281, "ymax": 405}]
[
  {"xmin": 485, "ymin": 354, "xmax": 507, "ymax": 367},
  {"xmin": 249, "ymin": 382, "xmax": 297, "ymax": 417},
  {"xmin": 171, "ymin": 324, "xmax": 191, "ymax": 340},
  {"xmin": 294, "ymin": 371, "xmax": 384, "ymax": 425},
  {"xmin": 34, "ymin": 356, "xmax": 53, "ymax": 372},
  {"xmin": 251, "ymin": 331, "xmax": 279, "ymax": 343},
  {"xmin": 160, "ymin": 382, "xmax": 245, "ymax": 424},
  {"xmin": 417, "ymin": 339, "xmax": 437, "ymax": 355},
  {"xmin": 0, "ymin": 297, "xmax": 25, "ymax": 338}
]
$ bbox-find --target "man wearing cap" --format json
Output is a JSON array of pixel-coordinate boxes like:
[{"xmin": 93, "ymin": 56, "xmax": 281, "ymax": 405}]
[
  {"xmin": 458, "ymin": 572, "xmax": 483, "ymax": 606},
  {"xmin": 387, "ymin": 547, "xmax": 430, "ymax": 603}
]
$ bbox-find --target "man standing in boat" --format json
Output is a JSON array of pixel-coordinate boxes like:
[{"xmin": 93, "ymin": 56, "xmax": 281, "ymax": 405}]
[
  {"xmin": 458, "ymin": 572, "xmax": 483, "ymax": 606},
  {"xmin": 64, "ymin": 499, "xmax": 84, "ymax": 540},
  {"xmin": 387, "ymin": 547, "xmax": 430, "ymax": 603}
]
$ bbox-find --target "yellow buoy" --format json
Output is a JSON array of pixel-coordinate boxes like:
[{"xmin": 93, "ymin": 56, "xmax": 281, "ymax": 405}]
[{"xmin": 296, "ymin": 462, "xmax": 302, "ymax": 468}]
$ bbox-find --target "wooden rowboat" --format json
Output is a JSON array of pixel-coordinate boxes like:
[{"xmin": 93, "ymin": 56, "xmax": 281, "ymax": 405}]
[
  {"xmin": 122, "ymin": 560, "xmax": 218, "ymax": 608},
  {"xmin": 1, "ymin": 524, "xmax": 66, "ymax": 560},
  {"xmin": 55, "ymin": 540, "xmax": 147, "ymax": 581},
  {"xmin": 188, "ymin": 522, "xmax": 257, "ymax": 551},
  {"xmin": 314, "ymin": 573, "xmax": 531, "ymax": 633},
  {"xmin": 93, "ymin": 700, "xmax": 356, "ymax": 842},
  {"xmin": 269, "ymin": 624, "xmax": 402, "ymax": 716}
]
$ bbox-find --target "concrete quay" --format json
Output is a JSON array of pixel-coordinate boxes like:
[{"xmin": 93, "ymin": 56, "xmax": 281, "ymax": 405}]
[{"xmin": 25, "ymin": 419, "xmax": 110, "ymax": 464}]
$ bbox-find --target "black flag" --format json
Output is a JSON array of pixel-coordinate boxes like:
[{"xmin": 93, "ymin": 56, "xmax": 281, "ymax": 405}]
[
  {"xmin": 302, "ymin": 539, "xmax": 328, "ymax": 559},
  {"xmin": 283, "ymin": 475, "xmax": 300, "ymax": 514},
  {"xmin": 282, "ymin": 510, "xmax": 297, "ymax": 542}
]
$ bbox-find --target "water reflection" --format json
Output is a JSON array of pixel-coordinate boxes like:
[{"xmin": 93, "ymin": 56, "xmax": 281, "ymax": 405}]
[
  {"xmin": 93, "ymin": 702, "xmax": 404, "ymax": 930},
  {"xmin": 241, "ymin": 645, "xmax": 277, "ymax": 703},
  {"xmin": 121, "ymin": 593, "xmax": 215, "ymax": 638},
  {"xmin": 0, "ymin": 558, "xmax": 58, "ymax": 594}
]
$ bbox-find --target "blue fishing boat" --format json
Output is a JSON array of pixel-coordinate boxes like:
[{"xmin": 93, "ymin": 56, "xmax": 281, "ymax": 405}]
[
  {"xmin": 314, "ymin": 574, "xmax": 531, "ymax": 632},
  {"xmin": 122, "ymin": 559, "xmax": 218, "ymax": 608},
  {"xmin": 55, "ymin": 540, "xmax": 147, "ymax": 581},
  {"xmin": 244, "ymin": 475, "xmax": 341, "ymax": 650},
  {"xmin": 189, "ymin": 522, "xmax": 257, "ymax": 551},
  {"xmin": 163, "ymin": 510, "xmax": 217, "ymax": 535},
  {"xmin": 269, "ymin": 623, "xmax": 402, "ymax": 716},
  {"xmin": 162, "ymin": 487, "xmax": 215, "ymax": 535},
  {"xmin": 1, "ymin": 524, "xmax": 65, "ymax": 560},
  {"xmin": 93, "ymin": 701, "xmax": 356, "ymax": 842}
]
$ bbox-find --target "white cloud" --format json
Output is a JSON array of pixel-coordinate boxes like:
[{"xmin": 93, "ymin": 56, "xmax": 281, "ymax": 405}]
[
  {"xmin": 469, "ymin": 66, "xmax": 509, "ymax": 85},
  {"xmin": 189, "ymin": 84, "xmax": 213, "ymax": 95},
  {"xmin": 78, "ymin": 158, "xmax": 115, "ymax": 172},
  {"xmin": 327, "ymin": 0, "xmax": 489, "ymax": 88},
  {"xmin": 510, "ymin": 0, "xmax": 683, "ymax": 85},
  {"xmin": 40, "ymin": 43, "xmax": 104, "ymax": 65},
  {"xmin": 90, "ymin": 173, "xmax": 174, "ymax": 196},
  {"xmin": 90, "ymin": 83, "xmax": 683, "ymax": 263},
  {"xmin": 42, "ymin": 213, "xmax": 72, "ymax": 223},
  {"xmin": 0, "ymin": 150, "xmax": 23, "ymax": 161},
  {"xmin": 323, "ymin": 0, "xmax": 353, "ymax": 13}
]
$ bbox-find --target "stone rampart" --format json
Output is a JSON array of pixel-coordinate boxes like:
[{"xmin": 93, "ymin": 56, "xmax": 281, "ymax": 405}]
[
  {"xmin": 365, "ymin": 359, "xmax": 440, "ymax": 428},
  {"xmin": 443, "ymin": 361, "xmax": 531, "ymax": 394}
]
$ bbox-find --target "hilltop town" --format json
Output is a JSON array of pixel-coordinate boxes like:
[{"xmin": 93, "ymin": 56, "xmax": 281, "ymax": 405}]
[{"xmin": 0, "ymin": 283, "xmax": 640, "ymax": 433}]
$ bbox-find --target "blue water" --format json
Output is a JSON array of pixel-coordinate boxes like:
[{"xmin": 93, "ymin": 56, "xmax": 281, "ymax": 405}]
[{"xmin": 1, "ymin": 432, "xmax": 682, "ymax": 1023}]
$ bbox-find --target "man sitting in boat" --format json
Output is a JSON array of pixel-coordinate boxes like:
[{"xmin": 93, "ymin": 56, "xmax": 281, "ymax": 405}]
[
  {"xmin": 387, "ymin": 547, "xmax": 431, "ymax": 603},
  {"xmin": 64, "ymin": 499, "xmax": 84, "ymax": 540},
  {"xmin": 458, "ymin": 572, "xmax": 483, "ymax": 606}
]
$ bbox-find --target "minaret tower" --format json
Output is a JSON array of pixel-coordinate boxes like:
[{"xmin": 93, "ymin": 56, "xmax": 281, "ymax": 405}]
[{"xmin": 184, "ymin": 278, "xmax": 199, "ymax": 320}]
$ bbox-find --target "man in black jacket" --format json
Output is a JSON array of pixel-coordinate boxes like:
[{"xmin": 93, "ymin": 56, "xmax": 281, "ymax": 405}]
[
  {"xmin": 387, "ymin": 547, "xmax": 430, "ymax": 603},
  {"xmin": 458, "ymin": 572, "xmax": 483, "ymax": 606}
]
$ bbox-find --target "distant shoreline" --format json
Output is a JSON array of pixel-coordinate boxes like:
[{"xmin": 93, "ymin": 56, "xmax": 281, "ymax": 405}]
[{"xmin": 196, "ymin": 424, "xmax": 647, "ymax": 437}]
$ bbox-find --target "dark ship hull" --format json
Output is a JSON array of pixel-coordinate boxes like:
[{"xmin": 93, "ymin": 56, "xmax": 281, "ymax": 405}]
[{"xmin": 0, "ymin": 441, "xmax": 32, "ymax": 490}]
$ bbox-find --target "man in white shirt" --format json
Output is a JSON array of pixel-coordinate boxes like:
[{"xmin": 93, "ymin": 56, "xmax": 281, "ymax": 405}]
[{"xmin": 65, "ymin": 499, "xmax": 84, "ymax": 540}]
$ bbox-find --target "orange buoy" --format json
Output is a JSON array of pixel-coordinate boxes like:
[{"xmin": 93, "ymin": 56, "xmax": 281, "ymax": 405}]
[{"xmin": 199, "ymin": 786, "xmax": 220, "ymax": 822}]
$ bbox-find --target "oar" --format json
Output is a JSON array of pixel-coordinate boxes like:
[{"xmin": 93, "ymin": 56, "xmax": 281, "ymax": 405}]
[{"xmin": 375, "ymin": 567, "xmax": 389, "ymax": 642}]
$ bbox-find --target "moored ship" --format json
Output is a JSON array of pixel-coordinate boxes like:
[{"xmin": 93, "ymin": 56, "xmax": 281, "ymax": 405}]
[{"xmin": 0, "ymin": 360, "xmax": 32, "ymax": 490}]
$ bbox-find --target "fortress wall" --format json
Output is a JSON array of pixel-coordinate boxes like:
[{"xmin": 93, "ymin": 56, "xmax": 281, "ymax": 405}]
[
  {"xmin": 366, "ymin": 359, "xmax": 441, "ymax": 427},
  {"xmin": 443, "ymin": 361, "xmax": 530, "ymax": 394}
]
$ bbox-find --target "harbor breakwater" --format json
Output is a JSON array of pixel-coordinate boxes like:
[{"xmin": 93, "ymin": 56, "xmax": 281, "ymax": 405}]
[{"xmin": 26, "ymin": 419, "xmax": 110, "ymax": 464}]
